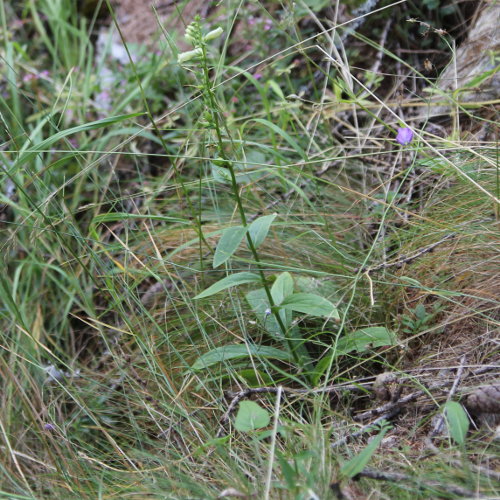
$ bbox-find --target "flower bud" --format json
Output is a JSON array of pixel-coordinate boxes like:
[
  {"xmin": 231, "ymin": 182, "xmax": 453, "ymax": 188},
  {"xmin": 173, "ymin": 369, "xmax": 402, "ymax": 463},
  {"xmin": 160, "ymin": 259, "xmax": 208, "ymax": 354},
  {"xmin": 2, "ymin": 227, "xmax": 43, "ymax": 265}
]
[
  {"xmin": 184, "ymin": 23, "xmax": 200, "ymax": 45},
  {"xmin": 203, "ymin": 26, "xmax": 223, "ymax": 42},
  {"xmin": 178, "ymin": 48, "xmax": 203, "ymax": 64}
]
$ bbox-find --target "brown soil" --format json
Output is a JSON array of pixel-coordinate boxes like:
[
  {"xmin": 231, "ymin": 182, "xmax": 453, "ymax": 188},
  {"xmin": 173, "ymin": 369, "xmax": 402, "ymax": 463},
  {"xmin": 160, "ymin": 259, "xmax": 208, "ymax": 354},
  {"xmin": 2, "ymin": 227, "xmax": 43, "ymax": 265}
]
[{"xmin": 113, "ymin": 0, "xmax": 208, "ymax": 49}]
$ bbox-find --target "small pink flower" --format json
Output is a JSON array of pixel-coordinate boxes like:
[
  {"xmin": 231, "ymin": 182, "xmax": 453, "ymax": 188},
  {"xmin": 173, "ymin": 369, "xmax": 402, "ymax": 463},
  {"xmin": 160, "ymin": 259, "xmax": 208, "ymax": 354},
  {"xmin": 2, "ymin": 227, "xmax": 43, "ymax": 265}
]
[
  {"xmin": 263, "ymin": 19, "xmax": 273, "ymax": 31},
  {"xmin": 22, "ymin": 73, "xmax": 35, "ymax": 83},
  {"xmin": 254, "ymin": 72, "xmax": 263, "ymax": 80},
  {"xmin": 396, "ymin": 127, "xmax": 414, "ymax": 145}
]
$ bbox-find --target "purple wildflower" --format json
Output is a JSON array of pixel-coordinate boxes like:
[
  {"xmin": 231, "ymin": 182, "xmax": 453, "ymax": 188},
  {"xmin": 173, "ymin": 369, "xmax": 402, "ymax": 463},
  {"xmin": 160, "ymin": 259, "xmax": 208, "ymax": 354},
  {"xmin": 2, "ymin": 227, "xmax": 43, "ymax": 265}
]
[
  {"xmin": 22, "ymin": 73, "xmax": 36, "ymax": 83},
  {"xmin": 43, "ymin": 423, "xmax": 55, "ymax": 431},
  {"xmin": 396, "ymin": 127, "xmax": 414, "ymax": 145},
  {"xmin": 254, "ymin": 72, "xmax": 263, "ymax": 80}
]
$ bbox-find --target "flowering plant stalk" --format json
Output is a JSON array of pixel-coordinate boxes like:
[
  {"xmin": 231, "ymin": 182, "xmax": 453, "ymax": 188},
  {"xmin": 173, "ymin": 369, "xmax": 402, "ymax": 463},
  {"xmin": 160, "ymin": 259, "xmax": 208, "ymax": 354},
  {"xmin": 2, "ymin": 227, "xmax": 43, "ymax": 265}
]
[{"xmin": 178, "ymin": 18, "xmax": 306, "ymax": 370}]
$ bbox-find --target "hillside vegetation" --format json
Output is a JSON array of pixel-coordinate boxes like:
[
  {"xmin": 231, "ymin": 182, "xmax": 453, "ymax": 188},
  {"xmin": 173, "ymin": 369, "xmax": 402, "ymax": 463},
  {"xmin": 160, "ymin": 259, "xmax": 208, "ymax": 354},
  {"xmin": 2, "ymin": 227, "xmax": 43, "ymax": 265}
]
[{"xmin": 0, "ymin": 1, "xmax": 498, "ymax": 498}]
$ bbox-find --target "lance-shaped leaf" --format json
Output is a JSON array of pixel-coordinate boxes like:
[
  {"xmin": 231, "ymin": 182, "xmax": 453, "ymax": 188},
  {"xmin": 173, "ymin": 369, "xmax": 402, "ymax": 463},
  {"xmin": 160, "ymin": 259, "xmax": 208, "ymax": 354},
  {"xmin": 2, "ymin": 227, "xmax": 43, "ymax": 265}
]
[
  {"xmin": 340, "ymin": 422, "xmax": 391, "ymax": 479},
  {"xmin": 213, "ymin": 226, "xmax": 247, "ymax": 268},
  {"xmin": 191, "ymin": 344, "xmax": 293, "ymax": 370},
  {"xmin": 194, "ymin": 272, "xmax": 260, "ymax": 299},
  {"xmin": 248, "ymin": 213, "xmax": 277, "ymax": 249},
  {"xmin": 280, "ymin": 293, "xmax": 339, "ymax": 319}
]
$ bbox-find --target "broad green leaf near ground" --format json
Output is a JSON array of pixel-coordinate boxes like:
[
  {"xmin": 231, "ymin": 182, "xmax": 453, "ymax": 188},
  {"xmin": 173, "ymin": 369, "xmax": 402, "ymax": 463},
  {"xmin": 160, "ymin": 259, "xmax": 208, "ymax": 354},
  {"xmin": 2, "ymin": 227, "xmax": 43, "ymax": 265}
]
[
  {"xmin": 234, "ymin": 401, "xmax": 270, "ymax": 432},
  {"xmin": 194, "ymin": 272, "xmax": 261, "ymax": 299},
  {"xmin": 191, "ymin": 344, "xmax": 293, "ymax": 371},
  {"xmin": 280, "ymin": 292, "xmax": 339, "ymax": 319},
  {"xmin": 444, "ymin": 401, "xmax": 469, "ymax": 446}
]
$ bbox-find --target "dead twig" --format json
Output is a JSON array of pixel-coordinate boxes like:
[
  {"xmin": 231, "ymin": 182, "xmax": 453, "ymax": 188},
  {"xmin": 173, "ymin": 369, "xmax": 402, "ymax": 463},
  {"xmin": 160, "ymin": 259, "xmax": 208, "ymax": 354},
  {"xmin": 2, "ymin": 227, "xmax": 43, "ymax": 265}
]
[
  {"xmin": 217, "ymin": 364, "xmax": 499, "ymax": 435},
  {"xmin": 366, "ymin": 18, "xmax": 392, "ymax": 91},
  {"xmin": 357, "ymin": 232, "xmax": 456, "ymax": 273},
  {"xmin": 331, "ymin": 408, "xmax": 400, "ymax": 449},
  {"xmin": 429, "ymin": 354, "xmax": 467, "ymax": 438},
  {"xmin": 353, "ymin": 373, "xmax": 458, "ymax": 423},
  {"xmin": 356, "ymin": 467, "xmax": 486, "ymax": 498},
  {"xmin": 352, "ymin": 363, "xmax": 498, "ymax": 424},
  {"xmin": 218, "ymin": 382, "xmax": 369, "ymax": 433}
]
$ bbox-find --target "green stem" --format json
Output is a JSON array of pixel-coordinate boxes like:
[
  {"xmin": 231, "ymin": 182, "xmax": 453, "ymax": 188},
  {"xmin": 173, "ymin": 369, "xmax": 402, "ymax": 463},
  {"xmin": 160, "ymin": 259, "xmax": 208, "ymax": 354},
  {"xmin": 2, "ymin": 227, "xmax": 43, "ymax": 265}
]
[
  {"xmin": 104, "ymin": 0, "xmax": 213, "ymax": 268},
  {"xmin": 200, "ymin": 49, "xmax": 303, "ymax": 369}
]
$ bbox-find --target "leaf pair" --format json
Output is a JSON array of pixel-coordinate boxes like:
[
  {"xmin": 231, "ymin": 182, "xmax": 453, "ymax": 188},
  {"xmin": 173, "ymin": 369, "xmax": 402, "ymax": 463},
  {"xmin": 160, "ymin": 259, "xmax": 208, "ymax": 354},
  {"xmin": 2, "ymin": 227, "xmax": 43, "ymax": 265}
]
[{"xmin": 213, "ymin": 214, "xmax": 277, "ymax": 268}]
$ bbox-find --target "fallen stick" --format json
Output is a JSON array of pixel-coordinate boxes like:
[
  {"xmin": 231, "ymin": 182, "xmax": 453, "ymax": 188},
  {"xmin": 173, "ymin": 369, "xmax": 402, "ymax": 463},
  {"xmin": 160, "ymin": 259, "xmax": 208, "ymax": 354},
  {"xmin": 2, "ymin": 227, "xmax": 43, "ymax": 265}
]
[
  {"xmin": 331, "ymin": 408, "xmax": 400, "ymax": 449},
  {"xmin": 356, "ymin": 232, "xmax": 456, "ymax": 273},
  {"xmin": 356, "ymin": 467, "xmax": 486, "ymax": 499},
  {"xmin": 429, "ymin": 354, "xmax": 467, "ymax": 438},
  {"xmin": 219, "ymin": 382, "xmax": 368, "ymax": 427}
]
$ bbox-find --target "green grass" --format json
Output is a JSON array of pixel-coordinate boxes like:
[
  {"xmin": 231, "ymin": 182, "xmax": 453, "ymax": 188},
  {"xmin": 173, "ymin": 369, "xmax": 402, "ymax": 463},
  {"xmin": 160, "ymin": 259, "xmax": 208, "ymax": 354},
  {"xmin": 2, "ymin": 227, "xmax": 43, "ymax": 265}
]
[{"xmin": 0, "ymin": 0, "xmax": 498, "ymax": 498}]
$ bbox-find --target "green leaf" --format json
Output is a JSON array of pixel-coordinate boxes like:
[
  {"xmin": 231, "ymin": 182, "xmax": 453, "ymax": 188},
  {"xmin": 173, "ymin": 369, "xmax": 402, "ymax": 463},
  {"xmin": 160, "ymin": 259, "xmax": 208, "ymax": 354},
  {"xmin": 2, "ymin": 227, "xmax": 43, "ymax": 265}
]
[
  {"xmin": 312, "ymin": 327, "xmax": 396, "ymax": 384},
  {"xmin": 248, "ymin": 213, "xmax": 277, "ymax": 249},
  {"xmin": 340, "ymin": 423, "xmax": 391, "ymax": 479},
  {"xmin": 234, "ymin": 401, "xmax": 270, "ymax": 432},
  {"xmin": 252, "ymin": 118, "xmax": 307, "ymax": 160},
  {"xmin": 399, "ymin": 276, "xmax": 422, "ymax": 286},
  {"xmin": 271, "ymin": 272, "xmax": 294, "ymax": 329},
  {"xmin": 213, "ymin": 225, "xmax": 248, "ymax": 268},
  {"xmin": 303, "ymin": 0, "xmax": 330, "ymax": 10},
  {"xmin": 245, "ymin": 288, "xmax": 267, "ymax": 312},
  {"xmin": 194, "ymin": 272, "xmax": 260, "ymax": 299},
  {"xmin": 92, "ymin": 212, "xmax": 188, "ymax": 225},
  {"xmin": 271, "ymin": 272, "xmax": 294, "ymax": 305},
  {"xmin": 414, "ymin": 303, "xmax": 427, "ymax": 321},
  {"xmin": 444, "ymin": 401, "xmax": 469, "ymax": 446},
  {"xmin": 277, "ymin": 452, "xmax": 297, "ymax": 490},
  {"xmin": 257, "ymin": 426, "xmax": 287, "ymax": 441},
  {"xmin": 246, "ymin": 288, "xmax": 279, "ymax": 335},
  {"xmin": 236, "ymin": 369, "xmax": 274, "ymax": 387},
  {"xmin": 191, "ymin": 344, "xmax": 292, "ymax": 371},
  {"xmin": 267, "ymin": 79, "xmax": 285, "ymax": 100},
  {"xmin": 13, "ymin": 113, "xmax": 144, "ymax": 172},
  {"xmin": 462, "ymin": 66, "xmax": 498, "ymax": 89},
  {"xmin": 280, "ymin": 293, "xmax": 339, "ymax": 319},
  {"xmin": 335, "ymin": 327, "xmax": 396, "ymax": 355},
  {"xmin": 211, "ymin": 163, "xmax": 232, "ymax": 183}
]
